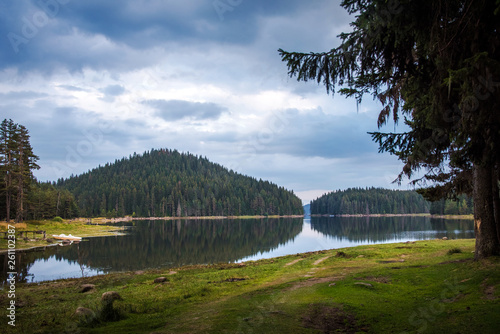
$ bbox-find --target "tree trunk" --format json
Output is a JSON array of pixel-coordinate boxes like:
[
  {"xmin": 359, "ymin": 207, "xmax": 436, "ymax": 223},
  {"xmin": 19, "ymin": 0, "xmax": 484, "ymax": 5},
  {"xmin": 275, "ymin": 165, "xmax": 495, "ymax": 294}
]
[
  {"xmin": 5, "ymin": 182, "xmax": 10, "ymax": 223},
  {"xmin": 5, "ymin": 150, "xmax": 12, "ymax": 223},
  {"xmin": 493, "ymin": 162, "xmax": 500, "ymax": 243},
  {"xmin": 15, "ymin": 173, "xmax": 23, "ymax": 223},
  {"xmin": 15, "ymin": 137, "xmax": 25, "ymax": 224},
  {"xmin": 473, "ymin": 163, "xmax": 500, "ymax": 259},
  {"xmin": 56, "ymin": 191, "xmax": 61, "ymax": 217}
]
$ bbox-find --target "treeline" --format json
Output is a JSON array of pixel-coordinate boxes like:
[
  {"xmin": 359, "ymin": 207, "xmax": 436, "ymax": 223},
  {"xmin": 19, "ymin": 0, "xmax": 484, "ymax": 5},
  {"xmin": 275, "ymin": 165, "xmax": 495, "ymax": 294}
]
[
  {"xmin": 57, "ymin": 148, "xmax": 303, "ymax": 217},
  {"xmin": 310, "ymin": 187, "xmax": 430, "ymax": 215},
  {"xmin": 26, "ymin": 182, "xmax": 79, "ymax": 220},
  {"xmin": 429, "ymin": 195, "xmax": 473, "ymax": 215}
]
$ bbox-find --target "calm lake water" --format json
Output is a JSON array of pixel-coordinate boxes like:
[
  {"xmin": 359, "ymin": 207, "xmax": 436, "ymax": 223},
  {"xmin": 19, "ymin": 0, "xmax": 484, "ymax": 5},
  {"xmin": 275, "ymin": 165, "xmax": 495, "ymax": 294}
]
[{"xmin": 1, "ymin": 216, "xmax": 474, "ymax": 284}]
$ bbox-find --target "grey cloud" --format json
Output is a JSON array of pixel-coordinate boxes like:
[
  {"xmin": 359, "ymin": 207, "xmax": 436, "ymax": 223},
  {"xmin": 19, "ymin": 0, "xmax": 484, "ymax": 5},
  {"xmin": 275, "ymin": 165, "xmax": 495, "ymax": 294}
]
[
  {"xmin": 0, "ymin": 0, "xmax": 330, "ymax": 73},
  {"xmin": 239, "ymin": 108, "xmax": 381, "ymax": 159},
  {"xmin": 101, "ymin": 85, "xmax": 125, "ymax": 96},
  {"xmin": 0, "ymin": 91, "xmax": 48, "ymax": 101},
  {"xmin": 99, "ymin": 84, "xmax": 126, "ymax": 102},
  {"xmin": 143, "ymin": 99, "xmax": 227, "ymax": 121},
  {"xmin": 58, "ymin": 85, "xmax": 89, "ymax": 92}
]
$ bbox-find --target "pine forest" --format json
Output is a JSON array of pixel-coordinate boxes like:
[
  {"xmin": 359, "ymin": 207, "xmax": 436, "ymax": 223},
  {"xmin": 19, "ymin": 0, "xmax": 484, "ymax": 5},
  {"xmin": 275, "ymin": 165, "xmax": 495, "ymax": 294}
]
[
  {"xmin": 310, "ymin": 187, "xmax": 473, "ymax": 216},
  {"xmin": 56, "ymin": 148, "xmax": 304, "ymax": 218}
]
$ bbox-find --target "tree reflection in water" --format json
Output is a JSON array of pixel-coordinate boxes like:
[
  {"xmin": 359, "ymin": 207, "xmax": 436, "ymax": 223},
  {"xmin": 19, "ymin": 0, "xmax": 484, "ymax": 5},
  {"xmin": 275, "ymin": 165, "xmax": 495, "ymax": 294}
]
[
  {"xmin": 1, "ymin": 218, "xmax": 302, "ymax": 283},
  {"xmin": 310, "ymin": 216, "xmax": 474, "ymax": 242}
]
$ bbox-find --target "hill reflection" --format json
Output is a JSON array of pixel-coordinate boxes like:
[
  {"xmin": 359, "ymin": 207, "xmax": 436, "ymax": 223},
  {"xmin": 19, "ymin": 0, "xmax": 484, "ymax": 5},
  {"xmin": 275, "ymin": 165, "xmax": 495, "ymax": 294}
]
[{"xmin": 2, "ymin": 218, "xmax": 303, "ymax": 283}]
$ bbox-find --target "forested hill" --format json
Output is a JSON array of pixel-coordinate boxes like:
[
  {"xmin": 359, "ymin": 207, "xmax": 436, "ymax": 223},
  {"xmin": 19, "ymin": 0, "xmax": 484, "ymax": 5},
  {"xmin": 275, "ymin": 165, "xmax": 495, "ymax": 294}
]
[
  {"xmin": 56, "ymin": 148, "xmax": 303, "ymax": 217},
  {"xmin": 310, "ymin": 188, "xmax": 430, "ymax": 215}
]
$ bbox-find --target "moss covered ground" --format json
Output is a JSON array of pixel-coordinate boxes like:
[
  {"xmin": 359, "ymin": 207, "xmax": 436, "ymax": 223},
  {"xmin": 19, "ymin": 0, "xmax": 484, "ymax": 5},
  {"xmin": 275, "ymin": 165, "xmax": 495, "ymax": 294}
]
[{"xmin": 3, "ymin": 238, "xmax": 499, "ymax": 333}]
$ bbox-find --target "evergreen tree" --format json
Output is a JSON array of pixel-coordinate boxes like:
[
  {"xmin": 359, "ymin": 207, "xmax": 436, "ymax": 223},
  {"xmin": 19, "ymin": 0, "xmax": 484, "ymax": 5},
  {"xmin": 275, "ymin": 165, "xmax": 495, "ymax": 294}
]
[
  {"xmin": 279, "ymin": 0, "xmax": 500, "ymax": 258},
  {"xmin": 13, "ymin": 124, "xmax": 40, "ymax": 222},
  {"xmin": 0, "ymin": 119, "xmax": 17, "ymax": 222},
  {"xmin": 26, "ymin": 182, "xmax": 79, "ymax": 220},
  {"xmin": 0, "ymin": 119, "xmax": 39, "ymax": 223}
]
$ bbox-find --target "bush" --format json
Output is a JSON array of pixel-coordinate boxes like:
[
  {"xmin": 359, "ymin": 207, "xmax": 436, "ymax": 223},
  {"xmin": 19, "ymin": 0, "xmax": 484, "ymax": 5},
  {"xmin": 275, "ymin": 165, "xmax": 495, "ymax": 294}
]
[
  {"xmin": 335, "ymin": 251, "xmax": 348, "ymax": 258},
  {"xmin": 447, "ymin": 248, "xmax": 462, "ymax": 255},
  {"xmin": 52, "ymin": 216, "xmax": 64, "ymax": 223}
]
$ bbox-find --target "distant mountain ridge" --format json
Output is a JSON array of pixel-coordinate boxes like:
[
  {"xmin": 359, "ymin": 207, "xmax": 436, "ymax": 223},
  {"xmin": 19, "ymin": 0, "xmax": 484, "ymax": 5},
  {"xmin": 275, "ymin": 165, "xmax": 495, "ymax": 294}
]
[
  {"xmin": 57, "ymin": 148, "xmax": 303, "ymax": 217},
  {"xmin": 310, "ymin": 187, "xmax": 430, "ymax": 215},
  {"xmin": 303, "ymin": 204, "xmax": 311, "ymax": 216}
]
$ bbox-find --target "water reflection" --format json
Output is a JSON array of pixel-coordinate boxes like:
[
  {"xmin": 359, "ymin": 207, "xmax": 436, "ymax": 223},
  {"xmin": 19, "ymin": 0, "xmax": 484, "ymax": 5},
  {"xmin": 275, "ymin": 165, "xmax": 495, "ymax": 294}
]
[
  {"xmin": 0, "ymin": 216, "xmax": 474, "ymax": 284},
  {"xmin": 310, "ymin": 216, "xmax": 475, "ymax": 242},
  {"xmin": 1, "ymin": 218, "xmax": 302, "ymax": 283}
]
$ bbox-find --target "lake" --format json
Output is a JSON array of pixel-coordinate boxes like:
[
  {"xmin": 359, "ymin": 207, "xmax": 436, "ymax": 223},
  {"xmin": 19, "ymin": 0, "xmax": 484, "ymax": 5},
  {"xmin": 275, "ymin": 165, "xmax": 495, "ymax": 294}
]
[{"xmin": 1, "ymin": 216, "xmax": 474, "ymax": 284}]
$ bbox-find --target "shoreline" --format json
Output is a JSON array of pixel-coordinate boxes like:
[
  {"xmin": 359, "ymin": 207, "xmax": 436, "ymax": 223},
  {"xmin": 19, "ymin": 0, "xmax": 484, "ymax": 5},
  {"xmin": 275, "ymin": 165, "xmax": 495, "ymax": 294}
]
[
  {"xmin": 310, "ymin": 213, "xmax": 474, "ymax": 219},
  {"xmin": 94, "ymin": 214, "xmax": 305, "ymax": 223}
]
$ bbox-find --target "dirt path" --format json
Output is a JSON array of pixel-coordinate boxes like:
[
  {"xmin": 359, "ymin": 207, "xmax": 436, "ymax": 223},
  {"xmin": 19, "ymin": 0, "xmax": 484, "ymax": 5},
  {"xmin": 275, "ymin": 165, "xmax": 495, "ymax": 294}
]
[
  {"xmin": 285, "ymin": 258, "xmax": 303, "ymax": 267},
  {"xmin": 313, "ymin": 256, "xmax": 330, "ymax": 266}
]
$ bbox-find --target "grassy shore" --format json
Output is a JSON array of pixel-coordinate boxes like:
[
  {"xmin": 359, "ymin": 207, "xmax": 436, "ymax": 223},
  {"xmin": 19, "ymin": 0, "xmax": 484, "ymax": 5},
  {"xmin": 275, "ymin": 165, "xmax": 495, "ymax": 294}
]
[
  {"xmin": 4, "ymin": 239, "xmax": 499, "ymax": 334},
  {"xmin": 0, "ymin": 219, "xmax": 126, "ymax": 251}
]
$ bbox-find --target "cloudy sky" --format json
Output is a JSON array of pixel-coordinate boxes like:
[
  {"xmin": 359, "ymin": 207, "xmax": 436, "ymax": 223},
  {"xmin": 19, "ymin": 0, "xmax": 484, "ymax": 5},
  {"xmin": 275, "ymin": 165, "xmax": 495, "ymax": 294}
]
[{"xmin": 0, "ymin": 0, "xmax": 409, "ymax": 204}]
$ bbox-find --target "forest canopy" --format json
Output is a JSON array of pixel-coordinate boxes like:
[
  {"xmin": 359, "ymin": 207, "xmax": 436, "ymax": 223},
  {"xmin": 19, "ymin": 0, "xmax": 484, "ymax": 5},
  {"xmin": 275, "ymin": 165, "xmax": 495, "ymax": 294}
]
[
  {"xmin": 57, "ymin": 148, "xmax": 304, "ymax": 218},
  {"xmin": 310, "ymin": 187, "xmax": 473, "ymax": 216}
]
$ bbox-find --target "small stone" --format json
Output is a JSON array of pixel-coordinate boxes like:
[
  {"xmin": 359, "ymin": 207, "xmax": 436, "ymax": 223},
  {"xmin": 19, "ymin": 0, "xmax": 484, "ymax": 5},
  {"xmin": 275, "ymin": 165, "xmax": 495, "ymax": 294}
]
[
  {"xmin": 101, "ymin": 291, "xmax": 122, "ymax": 303},
  {"xmin": 80, "ymin": 284, "xmax": 96, "ymax": 293},
  {"xmin": 154, "ymin": 277, "xmax": 168, "ymax": 283},
  {"xmin": 354, "ymin": 282, "xmax": 373, "ymax": 288},
  {"xmin": 75, "ymin": 307, "xmax": 95, "ymax": 318}
]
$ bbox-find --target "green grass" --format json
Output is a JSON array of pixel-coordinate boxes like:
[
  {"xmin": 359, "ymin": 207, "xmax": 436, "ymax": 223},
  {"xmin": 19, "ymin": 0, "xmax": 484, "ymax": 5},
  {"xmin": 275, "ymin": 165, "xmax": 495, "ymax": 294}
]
[
  {"xmin": 6, "ymin": 239, "xmax": 500, "ymax": 333},
  {"xmin": 0, "ymin": 219, "xmax": 125, "ymax": 251}
]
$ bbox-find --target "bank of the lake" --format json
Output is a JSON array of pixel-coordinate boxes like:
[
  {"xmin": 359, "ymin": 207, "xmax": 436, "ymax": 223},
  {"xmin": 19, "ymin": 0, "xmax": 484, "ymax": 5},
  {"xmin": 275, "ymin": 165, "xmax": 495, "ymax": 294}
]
[
  {"xmin": 7, "ymin": 239, "xmax": 500, "ymax": 334},
  {"xmin": 311, "ymin": 213, "xmax": 474, "ymax": 219},
  {"xmin": 0, "ymin": 219, "xmax": 126, "ymax": 253}
]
